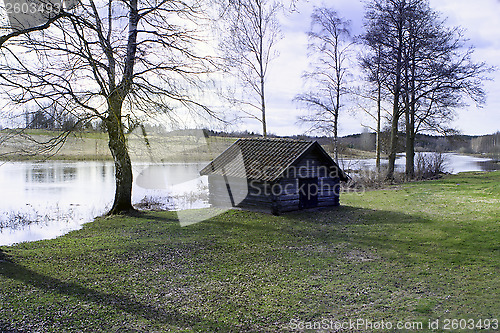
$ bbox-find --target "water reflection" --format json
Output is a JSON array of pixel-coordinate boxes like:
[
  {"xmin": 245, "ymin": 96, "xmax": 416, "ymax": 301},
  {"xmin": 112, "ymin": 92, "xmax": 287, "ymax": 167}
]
[
  {"xmin": 478, "ymin": 160, "xmax": 500, "ymax": 172},
  {"xmin": 0, "ymin": 161, "xmax": 208, "ymax": 246},
  {"xmin": 340, "ymin": 153, "xmax": 497, "ymax": 174},
  {"xmin": 25, "ymin": 165, "xmax": 77, "ymax": 183}
]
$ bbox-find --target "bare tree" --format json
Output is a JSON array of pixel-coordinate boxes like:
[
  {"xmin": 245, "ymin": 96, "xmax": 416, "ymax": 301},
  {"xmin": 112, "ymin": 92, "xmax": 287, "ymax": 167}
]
[
  {"xmin": 362, "ymin": 0, "xmax": 492, "ymax": 180},
  {"xmin": 295, "ymin": 7, "xmax": 352, "ymax": 163},
  {"xmin": 358, "ymin": 44, "xmax": 388, "ymax": 173},
  {"xmin": 0, "ymin": 0, "xmax": 216, "ymax": 214},
  {"xmin": 217, "ymin": 0, "xmax": 283, "ymax": 137},
  {"xmin": 400, "ymin": 0, "xmax": 492, "ymax": 179},
  {"xmin": 363, "ymin": 0, "xmax": 407, "ymax": 181}
]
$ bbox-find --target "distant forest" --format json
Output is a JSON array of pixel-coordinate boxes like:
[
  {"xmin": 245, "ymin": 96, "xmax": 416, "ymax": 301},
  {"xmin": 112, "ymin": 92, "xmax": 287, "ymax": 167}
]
[
  {"xmin": 338, "ymin": 132, "xmax": 499, "ymax": 156},
  {"xmin": 10, "ymin": 113, "xmax": 498, "ymax": 157},
  {"xmin": 203, "ymin": 129, "xmax": 500, "ymax": 157}
]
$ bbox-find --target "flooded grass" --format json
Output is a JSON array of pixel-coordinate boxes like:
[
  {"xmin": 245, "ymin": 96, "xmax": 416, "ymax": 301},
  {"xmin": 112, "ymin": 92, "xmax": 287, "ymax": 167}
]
[
  {"xmin": 0, "ymin": 205, "xmax": 79, "ymax": 230},
  {"xmin": 0, "ymin": 129, "xmax": 236, "ymax": 162},
  {"xmin": 0, "ymin": 161, "xmax": 211, "ymax": 245}
]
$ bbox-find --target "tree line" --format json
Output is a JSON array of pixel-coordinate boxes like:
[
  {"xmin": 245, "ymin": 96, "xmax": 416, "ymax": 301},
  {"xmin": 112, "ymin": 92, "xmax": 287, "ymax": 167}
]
[
  {"xmin": 341, "ymin": 131, "xmax": 500, "ymax": 157},
  {"xmin": 23, "ymin": 107, "xmax": 99, "ymax": 132}
]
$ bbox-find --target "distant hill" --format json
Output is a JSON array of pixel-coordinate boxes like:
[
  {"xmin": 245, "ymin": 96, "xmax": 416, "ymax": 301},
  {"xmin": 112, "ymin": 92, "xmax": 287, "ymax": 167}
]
[
  {"xmin": 201, "ymin": 128, "xmax": 499, "ymax": 157},
  {"xmin": 4, "ymin": 127, "xmax": 495, "ymax": 161},
  {"xmin": 201, "ymin": 129, "xmax": 498, "ymax": 156}
]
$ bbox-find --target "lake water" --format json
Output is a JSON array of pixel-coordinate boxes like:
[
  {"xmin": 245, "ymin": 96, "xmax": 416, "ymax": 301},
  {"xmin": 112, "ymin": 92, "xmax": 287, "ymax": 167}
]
[
  {"xmin": 339, "ymin": 152, "xmax": 496, "ymax": 175},
  {"xmin": 0, "ymin": 153, "xmax": 496, "ymax": 246},
  {"xmin": 0, "ymin": 161, "xmax": 208, "ymax": 246}
]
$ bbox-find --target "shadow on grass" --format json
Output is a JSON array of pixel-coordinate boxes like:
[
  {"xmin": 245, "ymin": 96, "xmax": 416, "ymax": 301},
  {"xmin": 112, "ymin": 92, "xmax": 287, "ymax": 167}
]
[
  {"xmin": 127, "ymin": 206, "xmax": 496, "ymax": 267},
  {"xmin": 0, "ymin": 320, "xmax": 24, "ymax": 333},
  {"xmin": 199, "ymin": 205, "xmax": 425, "ymax": 233},
  {"xmin": 286, "ymin": 205, "xmax": 496, "ymax": 265},
  {"xmin": 291, "ymin": 205, "xmax": 430, "ymax": 225},
  {"xmin": 1, "ymin": 205, "xmax": 496, "ymax": 331},
  {"xmin": 0, "ymin": 260, "xmax": 235, "ymax": 331},
  {"xmin": 195, "ymin": 205, "xmax": 494, "ymax": 266}
]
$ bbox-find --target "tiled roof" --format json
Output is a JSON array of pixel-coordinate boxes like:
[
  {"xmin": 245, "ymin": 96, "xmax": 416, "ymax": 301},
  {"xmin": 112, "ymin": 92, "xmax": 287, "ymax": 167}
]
[{"xmin": 200, "ymin": 138, "xmax": 347, "ymax": 181}]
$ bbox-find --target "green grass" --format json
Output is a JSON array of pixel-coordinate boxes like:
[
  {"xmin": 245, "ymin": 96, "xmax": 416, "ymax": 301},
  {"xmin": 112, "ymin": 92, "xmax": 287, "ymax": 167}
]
[{"xmin": 1, "ymin": 172, "xmax": 499, "ymax": 332}]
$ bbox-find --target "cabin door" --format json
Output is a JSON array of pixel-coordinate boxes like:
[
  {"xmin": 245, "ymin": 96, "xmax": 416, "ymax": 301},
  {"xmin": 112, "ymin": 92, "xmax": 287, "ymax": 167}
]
[{"xmin": 299, "ymin": 177, "xmax": 319, "ymax": 209}]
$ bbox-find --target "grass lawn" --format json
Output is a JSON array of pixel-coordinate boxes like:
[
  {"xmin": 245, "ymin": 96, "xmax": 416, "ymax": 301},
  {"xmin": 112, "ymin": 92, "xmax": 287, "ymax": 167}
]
[{"xmin": 1, "ymin": 172, "xmax": 499, "ymax": 332}]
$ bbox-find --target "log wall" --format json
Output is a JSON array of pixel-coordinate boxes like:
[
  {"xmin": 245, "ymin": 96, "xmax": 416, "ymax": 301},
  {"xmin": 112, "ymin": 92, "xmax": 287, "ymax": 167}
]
[{"xmin": 207, "ymin": 153, "xmax": 342, "ymax": 215}]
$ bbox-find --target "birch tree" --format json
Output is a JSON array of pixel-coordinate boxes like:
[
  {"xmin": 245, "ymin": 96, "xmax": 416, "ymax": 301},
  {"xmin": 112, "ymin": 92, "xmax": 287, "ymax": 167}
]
[
  {"xmin": 295, "ymin": 7, "xmax": 352, "ymax": 163},
  {"xmin": 217, "ymin": 0, "xmax": 283, "ymax": 137},
  {"xmin": 358, "ymin": 44, "xmax": 387, "ymax": 172}
]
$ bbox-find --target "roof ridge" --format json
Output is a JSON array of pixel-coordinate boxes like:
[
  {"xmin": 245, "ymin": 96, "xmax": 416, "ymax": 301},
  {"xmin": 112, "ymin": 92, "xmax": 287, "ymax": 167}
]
[
  {"xmin": 199, "ymin": 138, "xmax": 242, "ymax": 175},
  {"xmin": 199, "ymin": 138, "xmax": 348, "ymax": 181},
  {"xmin": 237, "ymin": 137, "xmax": 312, "ymax": 142}
]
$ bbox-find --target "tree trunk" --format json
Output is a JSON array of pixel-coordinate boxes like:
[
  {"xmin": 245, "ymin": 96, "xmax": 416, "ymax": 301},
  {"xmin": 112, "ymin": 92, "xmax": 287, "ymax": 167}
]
[
  {"xmin": 386, "ymin": 30, "xmax": 404, "ymax": 180},
  {"xmin": 261, "ymin": 79, "xmax": 267, "ymax": 138},
  {"xmin": 406, "ymin": 55, "xmax": 417, "ymax": 180},
  {"xmin": 405, "ymin": 101, "xmax": 416, "ymax": 180},
  {"xmin": 405, "ymin": 49, "xmax": 417, "ymax": 180},
  {"xmin": 386, "ymin": 114, "xmax": 399, "ymax": 180},
  {"xmin": 405, "ymin": 104, "xmax": 414, "ymax": 180},
  {"xmin": 333, "ymin": 109, "xmax": 339, "ymax": 164},
  {"xmin": 258, "ymin": 4, "xmax": 267, "ymax": 138},
  {"xmin": 386, "ymin": 76, "xmax": 402, "ymax": 181},
  {"xmin": 105, "ymin": 0, "xmax": 137, "ymax": 215},
  {"xmin": 385, "ymin": 0, "xmax": 408, "ymax": 181},
  {"xmin": 106, "ymin": 102, "xmax": 134, "ymax": 215},
  {"xmin": 404, "ymin": 57, "xmax": 413, "ymax": 180},
  {"xmin": 376, "ymin": 81, "xmax": 381, "ymax": 173},
  {"xmin": 405, "ymin": 132, "xmax": 415, "ymax": 179}
]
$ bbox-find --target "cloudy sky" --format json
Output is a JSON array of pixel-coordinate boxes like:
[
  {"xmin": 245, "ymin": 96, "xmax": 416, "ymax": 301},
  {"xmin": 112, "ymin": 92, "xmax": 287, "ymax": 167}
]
[{"xmin": 239, "ymin": 0, "xmax": 500, "ymax": 137}]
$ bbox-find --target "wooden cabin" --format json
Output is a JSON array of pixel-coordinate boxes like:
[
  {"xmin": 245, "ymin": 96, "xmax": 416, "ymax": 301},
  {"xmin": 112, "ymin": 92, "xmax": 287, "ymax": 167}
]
[{"xmin": 199, "ymin": 138, "xmax": 348, "ymax": 215}]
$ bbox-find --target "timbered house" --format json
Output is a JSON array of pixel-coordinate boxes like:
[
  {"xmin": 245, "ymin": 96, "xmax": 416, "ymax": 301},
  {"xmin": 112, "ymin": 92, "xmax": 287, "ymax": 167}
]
[{"xmin": 200, "ymin": 138, "xmax": 348, "ymax": 215}]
